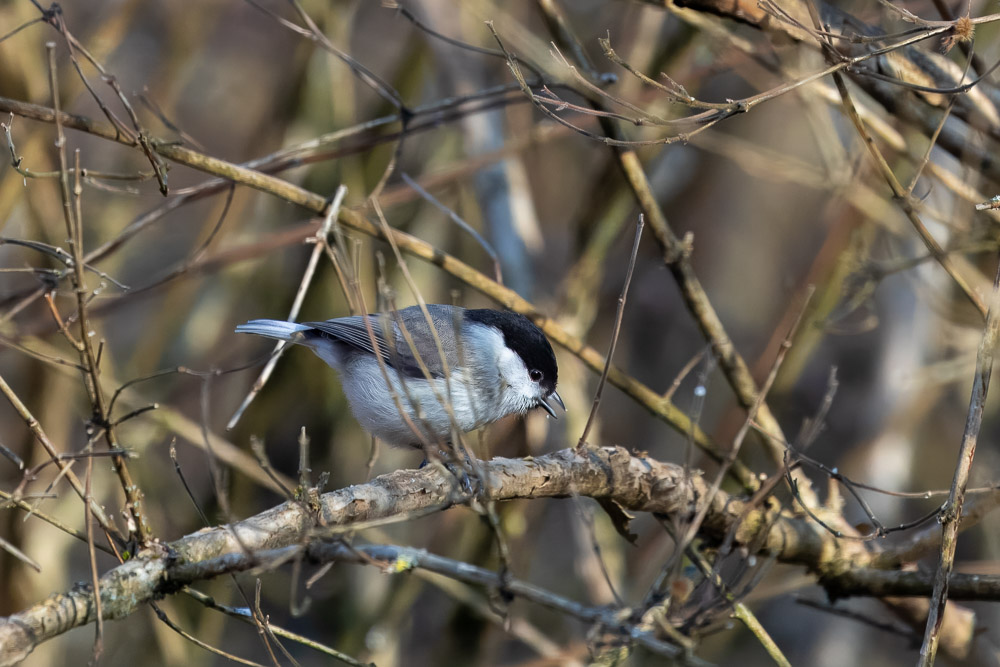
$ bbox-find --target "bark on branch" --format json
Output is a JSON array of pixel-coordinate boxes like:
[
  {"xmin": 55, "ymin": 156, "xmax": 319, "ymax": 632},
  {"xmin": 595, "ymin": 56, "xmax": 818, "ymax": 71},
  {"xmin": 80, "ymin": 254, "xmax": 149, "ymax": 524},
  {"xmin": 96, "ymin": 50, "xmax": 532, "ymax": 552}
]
[{"xmin": 0, "ymin": 446, "xmax": 996, "ymax": 665}]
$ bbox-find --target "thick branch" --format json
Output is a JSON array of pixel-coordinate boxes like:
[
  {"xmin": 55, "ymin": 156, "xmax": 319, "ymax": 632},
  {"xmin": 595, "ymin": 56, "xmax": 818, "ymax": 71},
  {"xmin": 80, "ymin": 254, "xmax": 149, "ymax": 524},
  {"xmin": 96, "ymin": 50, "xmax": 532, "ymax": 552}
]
[
  {"xmin": 1, "ymin": 446, "xmax": 995, "ymax": 664},
  {"xmin": 824, "ymin": 568, "xmax": 1000, "ymax": 601}
]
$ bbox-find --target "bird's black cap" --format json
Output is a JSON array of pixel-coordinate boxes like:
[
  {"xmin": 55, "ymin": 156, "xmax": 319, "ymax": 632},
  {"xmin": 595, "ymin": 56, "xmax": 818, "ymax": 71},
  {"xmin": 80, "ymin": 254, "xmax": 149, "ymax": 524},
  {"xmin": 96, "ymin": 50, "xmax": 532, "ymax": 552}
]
[{"xmin": 464, "ymin": 309, "xmax": 558, "ymax": 394}]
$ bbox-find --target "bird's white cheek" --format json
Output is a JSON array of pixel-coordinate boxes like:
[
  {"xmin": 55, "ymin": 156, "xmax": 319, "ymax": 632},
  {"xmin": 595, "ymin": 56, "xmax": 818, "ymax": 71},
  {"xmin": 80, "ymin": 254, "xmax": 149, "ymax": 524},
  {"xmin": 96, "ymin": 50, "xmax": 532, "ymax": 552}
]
[
  {"xmin": 496, "ymin": 347, "xmax": 526, "ymax": 384},
  {"xmin": 496, "ymin": 347, "xmax": 537, "ymax": 412}
]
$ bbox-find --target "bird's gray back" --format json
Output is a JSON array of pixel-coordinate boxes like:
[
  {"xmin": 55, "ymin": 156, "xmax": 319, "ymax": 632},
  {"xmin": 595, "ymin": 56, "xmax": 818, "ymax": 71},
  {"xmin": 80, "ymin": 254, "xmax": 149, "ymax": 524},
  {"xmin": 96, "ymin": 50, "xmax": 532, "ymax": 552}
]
[{"xmin": 304, "ymin": 304, "xmax": 466, "ymax": 379}]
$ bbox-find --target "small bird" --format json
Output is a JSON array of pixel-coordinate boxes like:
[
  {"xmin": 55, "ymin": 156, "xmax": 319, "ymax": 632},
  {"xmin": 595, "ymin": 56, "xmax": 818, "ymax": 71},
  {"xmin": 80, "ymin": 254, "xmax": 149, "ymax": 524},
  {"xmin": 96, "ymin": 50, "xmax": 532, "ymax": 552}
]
[{"xmin": 236, "ymin": 305, "xmax": 564, "ymax": 448}]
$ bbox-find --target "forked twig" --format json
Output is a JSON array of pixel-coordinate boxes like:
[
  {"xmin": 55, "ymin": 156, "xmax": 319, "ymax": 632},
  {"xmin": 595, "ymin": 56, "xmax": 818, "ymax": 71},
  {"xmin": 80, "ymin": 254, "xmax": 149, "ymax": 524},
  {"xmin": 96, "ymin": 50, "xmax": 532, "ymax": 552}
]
[{"xmin": 226, "ymin": 185, "xmax": 348, "ymax": 430}]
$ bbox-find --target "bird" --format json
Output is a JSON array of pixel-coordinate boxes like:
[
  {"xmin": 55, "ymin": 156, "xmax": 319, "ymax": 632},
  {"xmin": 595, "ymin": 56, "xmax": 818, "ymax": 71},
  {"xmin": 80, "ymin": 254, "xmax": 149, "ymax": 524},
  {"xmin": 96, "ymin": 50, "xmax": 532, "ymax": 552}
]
[{"xmin": 236, "ymin": 304, "xmax": 564, "ymax": 448}]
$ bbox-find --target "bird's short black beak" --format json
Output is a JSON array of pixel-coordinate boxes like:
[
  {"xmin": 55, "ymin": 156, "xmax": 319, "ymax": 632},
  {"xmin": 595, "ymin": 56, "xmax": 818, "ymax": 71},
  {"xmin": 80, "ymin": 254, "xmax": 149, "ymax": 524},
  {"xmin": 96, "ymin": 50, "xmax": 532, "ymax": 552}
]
[{"xmin": 538, "ymin": 390, "xmax": 566, "ymax": 419}]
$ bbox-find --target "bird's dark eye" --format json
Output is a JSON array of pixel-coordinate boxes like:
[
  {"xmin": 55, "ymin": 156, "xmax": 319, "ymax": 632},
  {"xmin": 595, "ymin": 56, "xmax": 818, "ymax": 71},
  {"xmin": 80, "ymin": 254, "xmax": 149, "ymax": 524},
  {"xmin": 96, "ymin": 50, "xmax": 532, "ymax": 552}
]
[{"xmin": 530, "ymin": 369, "xmax": 543, "ymax": 382}]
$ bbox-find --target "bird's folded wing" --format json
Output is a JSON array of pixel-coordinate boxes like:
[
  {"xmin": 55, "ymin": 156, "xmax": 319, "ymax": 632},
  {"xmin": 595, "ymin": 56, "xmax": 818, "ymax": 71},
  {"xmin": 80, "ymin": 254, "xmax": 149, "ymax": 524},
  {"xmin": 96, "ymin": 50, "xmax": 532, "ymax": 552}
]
[
  {"xmin": 304, "ymin": 312, "xmax": 454, "ymax": 379},
  {"xmin": 304, "ymin": 316, "xmax": 392, "ymax": 361}
]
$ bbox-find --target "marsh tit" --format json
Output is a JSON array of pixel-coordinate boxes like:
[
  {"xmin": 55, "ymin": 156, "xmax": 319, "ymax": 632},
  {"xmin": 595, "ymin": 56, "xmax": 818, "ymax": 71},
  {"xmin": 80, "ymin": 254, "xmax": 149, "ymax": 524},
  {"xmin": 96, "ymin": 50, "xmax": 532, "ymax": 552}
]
[{"xmin": 236, "ymin": 305, "xmax": 564, "ymax": 448}]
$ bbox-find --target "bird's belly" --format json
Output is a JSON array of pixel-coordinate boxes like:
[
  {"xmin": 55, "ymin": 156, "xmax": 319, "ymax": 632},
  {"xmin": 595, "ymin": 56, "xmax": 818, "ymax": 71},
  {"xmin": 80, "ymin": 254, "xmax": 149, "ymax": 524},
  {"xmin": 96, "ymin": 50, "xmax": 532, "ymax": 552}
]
[{"xmin": 340, "ymin": 359, "xmax": 490, "ymax": 447}]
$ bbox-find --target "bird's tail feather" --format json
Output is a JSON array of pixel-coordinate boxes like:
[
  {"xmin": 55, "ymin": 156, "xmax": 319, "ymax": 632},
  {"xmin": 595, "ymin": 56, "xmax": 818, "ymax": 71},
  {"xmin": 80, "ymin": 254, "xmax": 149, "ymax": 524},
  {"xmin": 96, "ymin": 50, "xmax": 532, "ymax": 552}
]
[{"xmin": 235, "ymin": 319, "xmax": 310, "ymax": 342}]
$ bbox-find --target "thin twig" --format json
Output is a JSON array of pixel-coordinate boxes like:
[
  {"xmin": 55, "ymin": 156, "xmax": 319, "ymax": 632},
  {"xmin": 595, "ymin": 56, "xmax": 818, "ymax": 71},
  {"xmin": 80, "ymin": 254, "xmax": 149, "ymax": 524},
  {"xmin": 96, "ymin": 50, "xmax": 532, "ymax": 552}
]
[
  {"xmin": 0, "ymin": 490, "xmax": 114, "ymax": 555},
  {"xmin": 252, "ymin": 579, "xmax": 295, "ymax": 667},
  {"xmin": 284, "ymin": 0, "xmax": 406, "ymax": 112},
  {"xmin": 0, "ymin": 536, "xmax": 40, "ymax": 572},
  {"xmin": 183, "ymin": 587, "xmax": 372, "ymax": 666},
  {"xmin": 659, "ymin": 288, "xmax": 814, "ymax": 599},
  {"xmin": 84, "ymin": 438, "xmax": 104, "ymax": 661},
  {"xmin": 399, "ymin": 172, "xmax": 503, "ymax": 284},
  {"xmin": 188, "ymin": 541, "xmax": 705, "ymax": 665},
  {"xmin": 0, "ymin": 371, "xmax": 118, "ymax": 539},
  {"xmin": 46, "ymin": 42, "xmax": 152, "ymax": 543},
  {"xmin": 149, "ymin": 602, "xmax": 268, "ymax": 667},
  {"xmin": 682, "ymin": 541, "xmax": 790, "ymax": 667},
  {"xmin": 919, "ymin": 254, "xmax": 1000, "ymax": 665},
  {"xmin": 578, "ymin": 214, "xmax": 643, "ymax": 447},
  {"xmin": 831, "ymin": 74, "xmax": 986, "ymax": 319},
  {"xmin": 226, "ymin": 185, "xmax": 348, "ymax": 430}
]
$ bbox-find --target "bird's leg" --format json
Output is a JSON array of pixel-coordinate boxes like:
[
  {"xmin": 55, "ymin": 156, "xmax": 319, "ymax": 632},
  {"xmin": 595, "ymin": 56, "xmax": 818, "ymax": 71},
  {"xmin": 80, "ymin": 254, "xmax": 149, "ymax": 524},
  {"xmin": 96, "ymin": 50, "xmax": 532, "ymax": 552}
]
[{"xmin": 418, "ymin": 443, "xmax": 476, "ymax": 495}]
